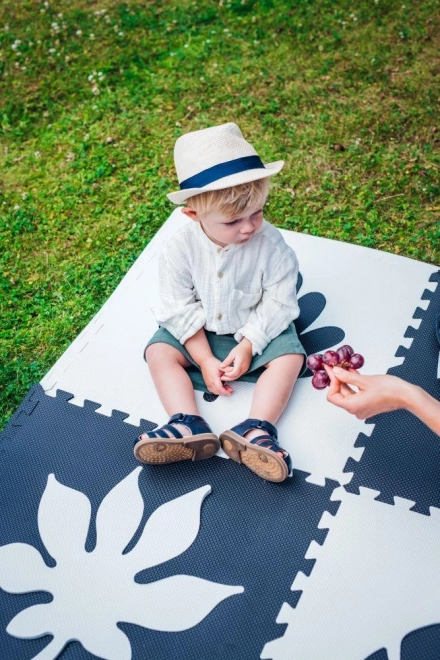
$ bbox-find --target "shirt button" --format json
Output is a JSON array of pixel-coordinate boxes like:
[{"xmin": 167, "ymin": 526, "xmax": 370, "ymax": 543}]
[
  {"xmin": 217, "ymin": 313, "xmax": 222, "ymax": 321},
  {"xmin": 216, "ymin": 247, "xmax": 222, "ymax": 253},
  {"xmin": 218, "ymin": 271, "xmax": 223, "ymax": 278}
]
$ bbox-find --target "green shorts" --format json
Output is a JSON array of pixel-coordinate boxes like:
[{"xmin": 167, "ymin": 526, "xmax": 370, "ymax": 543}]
[{"xmin": 145, "ymin": 323, "xmax": 307, "ymax": 393}]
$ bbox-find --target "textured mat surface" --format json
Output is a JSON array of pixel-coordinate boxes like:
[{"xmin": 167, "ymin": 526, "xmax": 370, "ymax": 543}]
[
  {"xmin": 0, "ymin": 386, "xmax": 338, "ymax": 660},
  {"xmin": 1, "ymin": 211, "xmax": 440, "ymax": 660}
]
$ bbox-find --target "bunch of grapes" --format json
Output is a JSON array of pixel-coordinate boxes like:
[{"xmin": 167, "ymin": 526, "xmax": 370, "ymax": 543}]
[{"xmin": 307, "ymin": 345, "xmax": 365, "ymax": 390}]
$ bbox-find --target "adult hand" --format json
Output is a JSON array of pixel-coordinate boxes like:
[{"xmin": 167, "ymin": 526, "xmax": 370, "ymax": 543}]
[
  {"xmin": 219, "ymin": 339, "xmax": 253, "ymax": 382},
  {"xmin": 324, "ymin": 366, "xmax": 413, "ymax": 419},
  {"xmin": 200, "ymin": 356, "xmax": 233, "ymax": 396}
]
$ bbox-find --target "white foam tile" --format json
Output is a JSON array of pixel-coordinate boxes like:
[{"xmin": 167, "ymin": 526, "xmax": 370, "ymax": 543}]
[
  {"xmin": 261, "ymin": 487, "xmax": 440, "ymax": 660},
  {"xmin": 41, "ymin": 209, "xmax": 438, "ymax": 485}
]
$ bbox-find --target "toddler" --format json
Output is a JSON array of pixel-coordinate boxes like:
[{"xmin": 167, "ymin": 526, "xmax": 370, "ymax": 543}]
[{"xmin": 134, "ymin": 123, "xmax": 306, "ymax": 482}]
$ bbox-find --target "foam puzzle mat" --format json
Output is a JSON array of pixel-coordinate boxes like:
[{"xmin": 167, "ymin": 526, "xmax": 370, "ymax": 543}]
[{"xmin": 1, "ymin": 208, "xmax": 439, "ymax": 660}]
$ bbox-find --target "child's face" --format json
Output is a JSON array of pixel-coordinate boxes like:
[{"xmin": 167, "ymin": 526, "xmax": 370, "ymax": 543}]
[{"xmin": 183, "ymin": 199, "xmax": 266, "ymax": 247}]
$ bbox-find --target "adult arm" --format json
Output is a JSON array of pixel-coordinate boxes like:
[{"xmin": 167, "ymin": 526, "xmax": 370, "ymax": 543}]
[{"xmin": 325, "ymin": 367, "xmax": 440, "ymax": 436}]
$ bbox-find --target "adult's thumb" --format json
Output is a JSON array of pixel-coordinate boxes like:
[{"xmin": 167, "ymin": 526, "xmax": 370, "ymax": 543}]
[{"xmin": 333, "ymin": 366, "xmax": 363, "ymax": 386}]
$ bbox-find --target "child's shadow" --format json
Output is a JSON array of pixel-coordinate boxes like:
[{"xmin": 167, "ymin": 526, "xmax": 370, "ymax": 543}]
[{"xmin": 204, "ymin": 273, "xmax": 345, "ymax": 401}]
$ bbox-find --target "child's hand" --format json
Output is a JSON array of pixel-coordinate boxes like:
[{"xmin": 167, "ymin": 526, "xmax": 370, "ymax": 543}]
[
  {"xmin": 200, "ymin": 356, "xmax": 233, "ymax": 396},
  {"xmin": 220, "ymin": 339, "xmax": 253, "ymax": 382}
]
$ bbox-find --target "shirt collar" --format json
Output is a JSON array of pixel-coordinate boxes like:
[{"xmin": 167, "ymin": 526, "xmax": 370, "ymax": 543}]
[{"xmin": 194, "ymin": 222, "xmax": 240, "ymax": 253}]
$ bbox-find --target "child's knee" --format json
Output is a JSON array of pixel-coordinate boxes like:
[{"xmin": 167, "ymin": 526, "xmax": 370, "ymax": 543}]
[
  {"xmin": 266, "ymin": 353, "xmax": 304, "ymax": 374},
  {"xmin": 145, "ymin": 342, "xmax": 169, "ymax": 364},
  {"xmin": 145, "ymin": 342, "xmax": 189, "ymax": 367}
]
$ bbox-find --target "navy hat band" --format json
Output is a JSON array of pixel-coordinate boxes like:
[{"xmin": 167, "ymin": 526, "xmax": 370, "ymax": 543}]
[{"xmin": 179, "ymin": 155, "xmax": 266, "ymax": 190}]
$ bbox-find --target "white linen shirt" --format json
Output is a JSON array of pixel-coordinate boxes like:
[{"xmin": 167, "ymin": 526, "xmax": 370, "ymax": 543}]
[{"xmin": 152, "ymin": 219, "xmax": 300, "ymax": 356}]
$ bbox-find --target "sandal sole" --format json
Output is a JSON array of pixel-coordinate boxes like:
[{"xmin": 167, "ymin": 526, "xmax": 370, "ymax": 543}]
[
  {"xmin": 134, "ymin": 433, "xmax": 220, "ymax": 465},
  {"xmin": 219, "ymin": 430, "xmax": 289, "ymax": 483}
]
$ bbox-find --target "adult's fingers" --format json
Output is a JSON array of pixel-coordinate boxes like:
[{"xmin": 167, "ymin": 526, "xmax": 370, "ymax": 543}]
[
  {"xmin": 332, "ymin": 367, "xmax": 364, "ymax": 388},
  {"xmin": 340, "ymin": 382, "xmax": 356, "ymax": 397},
  {"xmin": 326, "ymin": 369, "xmax": 341, "ymax": 397}
]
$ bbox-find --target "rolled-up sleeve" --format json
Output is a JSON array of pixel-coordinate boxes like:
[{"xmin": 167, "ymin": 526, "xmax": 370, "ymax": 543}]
[
  {"xmin": 152, "ymin": 249, "xmax": 206, "ymax": 344},
  {"xmin": 234, "ymin": 251, "xmax": 300, "ymax": 355}
]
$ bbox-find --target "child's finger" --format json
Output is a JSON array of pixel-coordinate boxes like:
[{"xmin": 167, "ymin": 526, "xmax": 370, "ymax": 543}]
[
  {"xmin": 219, "ymin": 351, "xmax": 236, "ymax": 369},
  {"xmin": 211, "ymin": 373, "xmax": 232, "ymax": 395}
]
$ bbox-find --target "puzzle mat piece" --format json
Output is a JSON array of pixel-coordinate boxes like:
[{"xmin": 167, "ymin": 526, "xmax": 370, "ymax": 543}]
[
  {"xmin": 262, "ymin": 486, "xmax": 440, "ymax": 660},
  {"xmin": 365, "ymin": 624, "xmax": 440, "ymax": 660},
  {"xmin": 0, "ymin": 386, "xmax": 339, "ymax": 660},
  {"xmin": 41, "ymin": 208, "xmax": 438, "ymax": 486},
  {"xmin": 345, "ymin": 271, "xmax": 440, "ymax": 514}
]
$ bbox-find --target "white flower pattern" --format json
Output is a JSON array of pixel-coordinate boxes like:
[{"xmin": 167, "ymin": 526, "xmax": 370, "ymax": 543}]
[{"xmin": 0, "ymin": 468, "xmax": 243, "ymax": 660}]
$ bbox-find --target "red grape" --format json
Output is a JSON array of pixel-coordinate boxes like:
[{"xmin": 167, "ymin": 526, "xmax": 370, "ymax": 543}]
[
  {"xmin": 336, "ymin": 345, "xmax": 353, "ymax": 363},
  {"xmin": 306, "ymin": 354, "xmax": 323, "ymax": 371},
  {"xmin": 348, "ymin": 353, "xmax": 364, "ymax": 369},
  {"xmin": 322, "ymin": 350, "xmax": 339, "ymax": 367},
  {"xmin": 312, "ymin": 370, "xmax": 330, "ymax": 389}
]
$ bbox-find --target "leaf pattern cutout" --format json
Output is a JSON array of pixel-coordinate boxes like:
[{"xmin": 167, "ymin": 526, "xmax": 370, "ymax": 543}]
[
  {"xmin": 295, "ymin": 273, "xmax": 345, "ymax": 376},
  {"xmin": 0, "ymin": 469, "xmax": 243, "ymax": 660}
]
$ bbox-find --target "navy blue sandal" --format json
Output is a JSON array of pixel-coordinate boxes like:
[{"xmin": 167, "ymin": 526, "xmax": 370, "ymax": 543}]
[
  {"xmin": 134, "ymin": 413, "xmax": 219, "ymax": 465},
  {"xmin": 220, "ymin": 418, "xmax": 292, "ymax": 482}
]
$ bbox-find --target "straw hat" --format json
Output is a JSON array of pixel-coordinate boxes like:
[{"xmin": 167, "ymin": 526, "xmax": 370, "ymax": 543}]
[{"xmin": 167, "ymin": 123, "xmax": 284, "ymax": 204}]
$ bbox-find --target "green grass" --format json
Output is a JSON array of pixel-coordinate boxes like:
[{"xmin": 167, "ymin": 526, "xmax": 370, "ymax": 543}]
[{"xmin": 1, "ymin": 0, "xmax": 439, "ymax": 429}]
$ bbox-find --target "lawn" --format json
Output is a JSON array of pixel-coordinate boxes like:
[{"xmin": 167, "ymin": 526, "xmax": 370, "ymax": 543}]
[{"xmin": 1, "ymin": 0, "xmax": 439, "ymax": 429}]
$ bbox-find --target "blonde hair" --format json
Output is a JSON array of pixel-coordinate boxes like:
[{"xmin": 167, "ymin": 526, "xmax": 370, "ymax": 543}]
[{"xmin": 186, "ymin": 178, "xmax": 270, "ymax": 218}]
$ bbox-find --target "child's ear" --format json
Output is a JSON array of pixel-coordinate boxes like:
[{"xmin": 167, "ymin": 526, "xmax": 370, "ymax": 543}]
[{"xmin": 181, "ymin": 207, "xmax": 200, "ymax": 222}]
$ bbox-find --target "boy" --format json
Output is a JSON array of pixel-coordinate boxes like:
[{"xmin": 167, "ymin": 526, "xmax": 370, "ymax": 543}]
[{"xmin": 134, "ymin": 123, "xmax": 306, "ymax": 482}]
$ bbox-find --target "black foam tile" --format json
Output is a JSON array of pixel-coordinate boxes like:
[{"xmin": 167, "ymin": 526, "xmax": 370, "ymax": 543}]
[
  {"xmin": 344, "ymin": 271, "xmax": 440, "ymax": 515},
  {"xmin": 0, "ymin": 385, "xmax": 337, "ymax": 660},
  {"xmin": 366, "ymin": 624, "xmax": 440, "ymax": 660}
]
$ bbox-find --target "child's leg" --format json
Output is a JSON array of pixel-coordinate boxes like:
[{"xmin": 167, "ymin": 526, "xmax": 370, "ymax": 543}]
[
  {"xmin": 247, "ymin": 354, "xmax": 303, "ymax": 438},
  {"xmin": 135, "ymin": 343, "xmax": 219, "ymax": 464},
  {"xmin": 145, "ymin": 342, "xmax": 199, "ymax": 419},
  {"xmin": 219, "ymin": 354, "xmax": 303, "ymax": 481}
]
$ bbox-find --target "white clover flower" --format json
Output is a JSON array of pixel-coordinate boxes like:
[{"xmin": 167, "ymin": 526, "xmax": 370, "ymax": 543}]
[
  {"xmin": 76, "ymin": 29, "xmax": 82, "ymax": 36},
  {"xmin": 0, "ymin": 469, "xmax": 243, "ymax": 660},
  {"xmin": 119, "ymin": 31, "xmax": 124, "ymax": 36},
  {"xmin": 13, "ymin": 204, "xmax": 20, "ymax": 210},
  {"xmin": 92, "ymin": 85, "xmax": 100, "ymax": 95},
  {"xmin": 48, "ymin": 48, "xmax": 56, "ymax": 53},
  {"xmin": 90, "ymin": 33, "xmax": 95, "ymax": 39}
]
